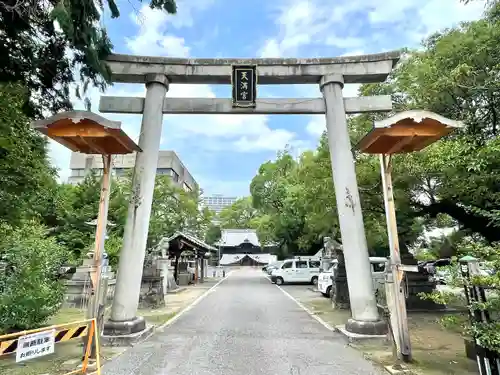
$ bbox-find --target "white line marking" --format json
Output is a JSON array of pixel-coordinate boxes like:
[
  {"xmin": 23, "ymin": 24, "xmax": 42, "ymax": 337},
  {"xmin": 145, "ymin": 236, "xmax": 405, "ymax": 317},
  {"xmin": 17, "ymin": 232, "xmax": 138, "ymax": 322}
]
[{"xmin": 274, "ymin": 282, "xmax": 336, "ymax": 333}]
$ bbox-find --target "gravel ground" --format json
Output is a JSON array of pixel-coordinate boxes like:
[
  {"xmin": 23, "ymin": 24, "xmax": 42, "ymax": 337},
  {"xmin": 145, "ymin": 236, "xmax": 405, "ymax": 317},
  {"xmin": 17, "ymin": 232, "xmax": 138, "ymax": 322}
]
[{"xmin": 102, "ymin": 268, "xmax": 385, "ymax": 375}]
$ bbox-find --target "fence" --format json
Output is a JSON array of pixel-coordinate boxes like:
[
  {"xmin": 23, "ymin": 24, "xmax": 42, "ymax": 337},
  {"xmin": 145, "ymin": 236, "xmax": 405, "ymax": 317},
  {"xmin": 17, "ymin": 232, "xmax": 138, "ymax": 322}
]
[
  {"xmin": 460, "ymin": 258, "xmax": 500, "ymax": 375},
  {"xmin": 0, "ymin": 318, "xmax": 101, "ymax": 375}
]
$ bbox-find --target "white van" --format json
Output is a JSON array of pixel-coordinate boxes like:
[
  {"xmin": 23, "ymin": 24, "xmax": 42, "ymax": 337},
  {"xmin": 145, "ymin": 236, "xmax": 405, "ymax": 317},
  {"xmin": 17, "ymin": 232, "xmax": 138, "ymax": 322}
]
[
  {"xmin": 270, "ymin": 259, "xmax": 321, "ymax": 285},
  {"xmin": 317, "ymin": 257, "xmax": 387, "ymax": 297}
]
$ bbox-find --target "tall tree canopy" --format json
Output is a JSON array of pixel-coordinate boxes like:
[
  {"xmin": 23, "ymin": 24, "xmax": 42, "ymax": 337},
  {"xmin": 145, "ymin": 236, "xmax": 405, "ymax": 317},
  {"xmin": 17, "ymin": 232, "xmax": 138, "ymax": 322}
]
[
  {"xmin": 0, "ymin": 0, "xmax": 177, "ymax": 117},
  {"xmin": 0, "ymin": 83, "xmax": 57, "ymax": 225},
  {"xmin": 235, "ymin": 3, "xmax": 500, "ymax": 257}
]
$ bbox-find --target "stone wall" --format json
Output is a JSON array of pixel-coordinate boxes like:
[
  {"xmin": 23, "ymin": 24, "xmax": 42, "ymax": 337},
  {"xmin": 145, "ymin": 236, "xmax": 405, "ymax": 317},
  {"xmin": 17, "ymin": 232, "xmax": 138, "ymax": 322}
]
[
  {"xmin": 138, "ymin": 270, "xmax": 165, "ymax": 309},
  {"xmin": 62, "ymin": 277, "xmax": 116, "ymax": 309}
]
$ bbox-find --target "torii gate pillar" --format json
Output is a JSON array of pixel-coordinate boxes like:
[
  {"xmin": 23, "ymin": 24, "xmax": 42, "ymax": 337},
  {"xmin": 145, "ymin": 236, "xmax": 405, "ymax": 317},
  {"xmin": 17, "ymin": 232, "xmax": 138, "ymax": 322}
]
[
  {"xmin": 104, "ymin": 74, "xmax": 169, "ymax": 337},
  {"xmin": 321, "ymin": 74, "xmax": 386, "ymax": 335}
]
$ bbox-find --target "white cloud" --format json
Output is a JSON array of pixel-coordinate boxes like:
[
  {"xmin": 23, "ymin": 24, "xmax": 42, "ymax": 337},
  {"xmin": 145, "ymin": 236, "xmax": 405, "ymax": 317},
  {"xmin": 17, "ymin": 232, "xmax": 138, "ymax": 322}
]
[
  {"xmin": 49, "ymin": 0, "xmax": 486, "ymax": 194},
  {"xmin": 259, "ymin": 0, "xmax": 362, "ymax": 57},
  {"xmin": 306, "ymin": 116, "xmax": 325, "ymax": 137},
  {"xmin": 260, "ymin": 39, "xmax": 282, "ymax": 58},
  {"xmin": 414, "ymin": 0, "xmax": 485, "ymax": 39},
  {"xmin": 233, "ymin": 128, "xmax": 300, "ymax": 153},
  {"xmin": 260, "ymin": 0, "xmax": 485, "ymax": 147},
  {"xmin": 128, "ymin": 0, "xmax": 214, "ymax": 30},
  {"xmin": 49, "ymin": 3, "xmax": 307, "ymax": 185},
  {"xmin": 261, "ymin": 0, "xmax": 485, "ymax": 58},
  {"xmin": 126, "ymin": 6, "xmax": 191, "ymax": 56},
  {"xmin": 197, "ymin": 177, "xmax": 251, "ymax": 197},
  {"xmin": 163, "ymin": 84, "xmax": 305, "ymax": 152}
]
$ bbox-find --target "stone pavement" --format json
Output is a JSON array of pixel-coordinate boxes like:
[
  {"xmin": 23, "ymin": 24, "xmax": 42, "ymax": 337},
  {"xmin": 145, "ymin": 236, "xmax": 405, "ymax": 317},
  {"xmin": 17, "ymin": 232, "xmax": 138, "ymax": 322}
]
[
  {"xmin": 138, "ymin": 278, "xmax": 222, "ymax": 326},
  {"xmin": 101, "ymin": 268, "xmax": 385, "ymax": 375}
]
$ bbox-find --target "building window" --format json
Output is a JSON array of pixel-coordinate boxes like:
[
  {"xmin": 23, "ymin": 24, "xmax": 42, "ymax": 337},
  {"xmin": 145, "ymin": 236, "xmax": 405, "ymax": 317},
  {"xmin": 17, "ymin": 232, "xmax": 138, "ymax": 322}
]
[
  {"xmin": 114, "ymin": 168, "xmax": 127, "ymax": 176},
  {"xmin": 183, "ymin": 182, "xmax": 191, "ymax": 192},
  {"xmin": 156, "ymin": 168, "xmax": 179, "ymax": 182},
  {"xmin": 156, "ymin": 168, "xmax": 172, "ymax": 175},
  {"xmin": 172, "ymin": 170, "xmax": 179, "ymax": 182},
  {"xmin": 71, "ymin": 168, "xmax": 86, "ymax": 177}
]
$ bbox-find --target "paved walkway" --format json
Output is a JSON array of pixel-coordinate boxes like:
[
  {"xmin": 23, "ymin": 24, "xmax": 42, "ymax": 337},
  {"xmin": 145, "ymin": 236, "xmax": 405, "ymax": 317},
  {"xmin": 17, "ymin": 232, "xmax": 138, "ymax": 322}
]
[{"xmin": 102, "ymin": 268, "xmax": 385, "ymax": 375}]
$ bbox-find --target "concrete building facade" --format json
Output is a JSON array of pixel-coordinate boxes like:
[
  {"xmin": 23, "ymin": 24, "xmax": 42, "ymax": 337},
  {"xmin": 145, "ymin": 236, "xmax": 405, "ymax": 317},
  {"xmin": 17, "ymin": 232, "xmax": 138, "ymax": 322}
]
[
  {"xmin": 68, "ymin": 150, "xmax": 198, "ymax": 191},
  {"xmin": 202, "ymin": 195, "xmax": 238, "ymax": 215}
]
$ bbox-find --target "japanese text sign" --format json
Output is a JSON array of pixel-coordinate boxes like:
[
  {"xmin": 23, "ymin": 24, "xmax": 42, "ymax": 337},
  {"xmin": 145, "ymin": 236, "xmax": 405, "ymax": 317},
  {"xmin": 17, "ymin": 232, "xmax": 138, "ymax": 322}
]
[
  {"xmin": 16, "ymin": 329, "xmax": 55, "ymax": 362},
  {"xmin": 232, "ymin": 65, "xmax": 257, "ymax": 108}
]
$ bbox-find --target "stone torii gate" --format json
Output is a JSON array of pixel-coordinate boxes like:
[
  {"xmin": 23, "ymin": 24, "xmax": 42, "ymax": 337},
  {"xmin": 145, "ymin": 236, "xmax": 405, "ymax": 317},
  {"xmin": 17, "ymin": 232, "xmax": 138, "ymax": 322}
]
[{"xmin": 101, "ymin": 52, "xmax": 400, "ymax": 340}]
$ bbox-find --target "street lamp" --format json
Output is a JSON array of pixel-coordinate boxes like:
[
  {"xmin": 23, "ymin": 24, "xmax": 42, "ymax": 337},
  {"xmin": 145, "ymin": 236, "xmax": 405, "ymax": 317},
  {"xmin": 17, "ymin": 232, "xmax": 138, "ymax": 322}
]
[
  {"xmin": 32, "ymin": 111, "xmax": 141, "ymax": 359},
  {"xmin": 356, "ymin": 110, "xmax": 463, "ymax": 362}
]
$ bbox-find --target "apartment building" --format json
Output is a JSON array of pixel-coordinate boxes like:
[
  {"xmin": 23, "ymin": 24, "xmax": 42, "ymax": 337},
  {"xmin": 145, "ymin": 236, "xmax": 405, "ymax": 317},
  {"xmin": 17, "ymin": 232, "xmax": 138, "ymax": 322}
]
[
  {"xmin": 202, "ymin": 195, "xmax": 238, "ymax": 215},
  {"xmin": 68, "ymin": 150, "xmax": 198, "ymax": 191}
]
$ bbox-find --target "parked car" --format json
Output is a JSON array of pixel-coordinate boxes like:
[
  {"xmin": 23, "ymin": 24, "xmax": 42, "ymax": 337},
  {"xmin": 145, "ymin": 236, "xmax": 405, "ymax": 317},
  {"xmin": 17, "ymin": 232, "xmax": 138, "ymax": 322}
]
[
  {"xmin": 317, "ymin": 262, "xmax": 336, "ymax": 297},
  {"xmin": 317, "ymin": 257, "xmax": 388, "ymax": 298},
  {"xmin": 430, "ymin": 259, "xmax": 495, "ymax": 285},
  {"xmin": 425, "ymin": 258, "xmax": 452, "ymax": 275},
  {"xmin": 270, "ymin": 259, "xmax": 320, "ymax": 285},
  {"xmin": 264, "ymin": 262, "xmax": 283, "ymax": 275},
  {"xmin": 268, "ymin": 262, "xmax": 283, "ymax": 275}
]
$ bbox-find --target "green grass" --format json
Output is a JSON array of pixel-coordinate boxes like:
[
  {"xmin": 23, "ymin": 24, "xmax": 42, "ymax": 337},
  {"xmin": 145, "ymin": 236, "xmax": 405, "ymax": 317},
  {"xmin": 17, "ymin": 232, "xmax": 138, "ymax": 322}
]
[
  {"xmin": 141, "ymin": 312, "xmax": 177, "ymax": 326},
  {"xmin": 47, "ymin": 308, "xmax": 86, "ymax": 326}
]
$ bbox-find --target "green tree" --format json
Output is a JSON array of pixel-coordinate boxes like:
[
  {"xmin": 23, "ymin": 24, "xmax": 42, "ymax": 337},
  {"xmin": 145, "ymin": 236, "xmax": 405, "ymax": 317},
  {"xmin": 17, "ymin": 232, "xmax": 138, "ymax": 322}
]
[
  {"xmin": 250, "ymin": 151, "xmax": 315, "ymax": 255},
  {"xmin": 420, "ymin": 237, "xmax": 500, "ymax": 353},
  {"xmin": 50, "ymin": 173, "xmax": 128, "ymax": 263},
  {"xmin": 0, "ymin": 83, "xmax": 58, "ymax": 225},
  {"xmin": 351, "ymin": 5, "xmax": 500, "ymax": 245},
  {"xmin": 382, "ymin": 6, "xmax": 500, "ymax": 242},
  {"xmin": 0, "ymin": 0, "xmax": 177, "ymax": 117},
  {"xmin": 205, "ymin": 224, "xmax": 222, "ymax": 245},
  {"xmin": 0, "ymin": 221, "xmax": 67, "ymax": 333},
  {"xmin": 148, "ymin": 176, "xmax": 212, "ymax": 248},
  {"xmin": 218, "ymin": 197, "xmax": 258, "ymax": 229}
]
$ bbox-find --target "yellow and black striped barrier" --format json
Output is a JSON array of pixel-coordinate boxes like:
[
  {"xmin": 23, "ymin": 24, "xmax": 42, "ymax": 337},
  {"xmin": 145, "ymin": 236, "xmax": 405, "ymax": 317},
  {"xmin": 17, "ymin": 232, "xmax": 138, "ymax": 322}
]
[
  {"xmin": 0, "ymin": 323, "xmax": 89, "ymax": 356},
  {"xmin": 0, "ymin": 318, "xmax": 101, "ymax": 375}
]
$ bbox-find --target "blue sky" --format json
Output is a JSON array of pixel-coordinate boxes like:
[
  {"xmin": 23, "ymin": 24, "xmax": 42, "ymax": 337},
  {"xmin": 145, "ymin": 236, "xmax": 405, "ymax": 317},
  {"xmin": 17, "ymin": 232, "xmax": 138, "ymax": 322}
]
[{"xmin": 49, "ymin": 0, "xmax": 484, "ymax": 197}]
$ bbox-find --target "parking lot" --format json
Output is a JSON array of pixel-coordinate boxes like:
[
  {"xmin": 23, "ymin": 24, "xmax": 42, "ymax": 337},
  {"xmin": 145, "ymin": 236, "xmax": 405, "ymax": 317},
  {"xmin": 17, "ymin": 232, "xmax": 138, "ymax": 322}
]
[
  {"xmin": 264, "ymin": 272, "xmax": 333, "ymax": 307},
  {"xmin": 277, "ymin": 281, "xmax": 320, "ymax": 300}
]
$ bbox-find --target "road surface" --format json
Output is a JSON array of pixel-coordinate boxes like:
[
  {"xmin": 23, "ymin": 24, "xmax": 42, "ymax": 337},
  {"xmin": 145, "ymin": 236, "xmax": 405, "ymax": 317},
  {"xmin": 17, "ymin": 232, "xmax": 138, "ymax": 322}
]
[{"xmin": 102, "ymin": 268, "xmax": 385, "ymax": 375}]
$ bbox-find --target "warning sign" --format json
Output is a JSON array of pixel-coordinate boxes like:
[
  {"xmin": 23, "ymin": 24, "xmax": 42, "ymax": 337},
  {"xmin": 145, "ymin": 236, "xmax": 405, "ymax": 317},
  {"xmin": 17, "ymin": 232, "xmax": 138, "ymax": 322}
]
[{"xmin": 16, "ymin": 329, "xmax": 55, "ymax": 362}]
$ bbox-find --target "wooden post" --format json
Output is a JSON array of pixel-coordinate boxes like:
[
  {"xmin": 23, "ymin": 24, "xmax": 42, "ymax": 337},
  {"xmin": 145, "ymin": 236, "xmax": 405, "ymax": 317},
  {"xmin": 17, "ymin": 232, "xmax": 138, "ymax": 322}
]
[
  {"xmin": 87, "ymin": 154, "xmax": 112, "ymax": 359},
  {"xmin": 194, "ymin": 250, "xmax": 199, "ymax": 284},
  {"xmin": 380, "ymin": 154, "xmax": 412, "ymax": 362}
]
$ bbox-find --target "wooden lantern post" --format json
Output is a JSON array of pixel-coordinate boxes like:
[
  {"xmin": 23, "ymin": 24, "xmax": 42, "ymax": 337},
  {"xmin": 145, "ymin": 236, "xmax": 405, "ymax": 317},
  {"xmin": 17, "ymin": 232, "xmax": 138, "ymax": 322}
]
[
  {"xmin": 32, "ymin": 111, "xmax": 141, "ymax": 359},
  {"xmin": 355, "ymin": 110, "xmax": 463, "ymax": 362}
]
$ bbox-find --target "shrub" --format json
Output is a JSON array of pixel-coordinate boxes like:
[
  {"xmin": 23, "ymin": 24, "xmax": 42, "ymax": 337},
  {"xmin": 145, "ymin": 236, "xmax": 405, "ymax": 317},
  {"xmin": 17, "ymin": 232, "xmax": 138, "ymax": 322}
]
[
  {"xmin": 0, "ymin": 221, "xmax": 67, "ymax": 333},
  {"xmin": 419, "ymin": 237, "xmax": 500, "ymax": 353}
]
